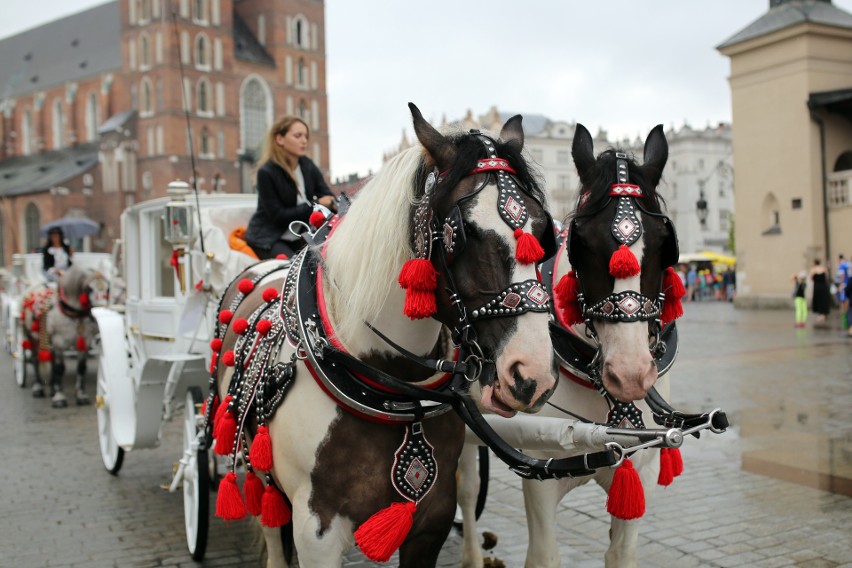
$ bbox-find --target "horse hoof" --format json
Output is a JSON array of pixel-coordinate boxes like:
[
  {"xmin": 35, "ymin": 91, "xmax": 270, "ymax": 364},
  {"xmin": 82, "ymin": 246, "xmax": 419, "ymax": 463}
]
[
  {"xmin": 32, "ymin": 386, "xmax": 45, "ymax": 398},
  {"xmin": 76, "ymin": 394, "xmax": 91, "ymax": 406},
  {"xmin": 52, "ymin": 393, "xmax": 68, "ymax": 408}
]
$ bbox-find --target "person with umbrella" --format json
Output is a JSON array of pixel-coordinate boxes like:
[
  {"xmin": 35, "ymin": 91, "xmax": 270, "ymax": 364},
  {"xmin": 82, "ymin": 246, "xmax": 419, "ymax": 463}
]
[{"xmin": 42, "ymin": 227, "xmax": 74, "ymax": 282}]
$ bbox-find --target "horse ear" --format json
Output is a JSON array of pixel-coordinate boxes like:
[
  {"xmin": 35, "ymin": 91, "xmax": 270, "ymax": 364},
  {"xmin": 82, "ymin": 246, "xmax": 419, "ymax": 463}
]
[
  {"xmin": 409, "ymin": 102, "xmax": 457, "ymax": 171},
  {"xmin": 572, "ymin": 123, "xmax": 595, "ymax": 181},
  {"xmin": 499, "ymin": 115, "xmax": 524, "ymax": 151},
  {"xmin": 642, "ymin": 124, "xmax": 668, "ymax": 187}
]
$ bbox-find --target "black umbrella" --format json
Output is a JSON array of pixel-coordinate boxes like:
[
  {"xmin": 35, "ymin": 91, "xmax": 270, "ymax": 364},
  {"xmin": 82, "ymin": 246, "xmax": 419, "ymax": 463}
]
[{"xmin": 39, "ymin": 217, "xmax": 101, "ymax": 240}]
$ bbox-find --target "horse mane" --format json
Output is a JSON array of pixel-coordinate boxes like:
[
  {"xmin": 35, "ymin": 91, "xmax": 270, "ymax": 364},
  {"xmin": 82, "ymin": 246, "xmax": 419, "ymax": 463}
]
[
  {"xmin": 570, "ymin": 148, "xmax": 665, "ymax": 221},
  {"xmin": 58, "ymin": 265, "xmax": 90, "ymax": 299},
  {"xmin": 323, "ymin": 146, "xmax": 425, "ymax": 341}
]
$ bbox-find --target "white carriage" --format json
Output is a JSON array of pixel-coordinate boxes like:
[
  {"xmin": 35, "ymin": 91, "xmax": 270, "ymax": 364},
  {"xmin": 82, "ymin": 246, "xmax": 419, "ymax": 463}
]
[
  {"xmin": 4, "ymin": 251, "xmax": 112, "ymax": 387},
  {"xmin": 91, "ymin": 184, "xmax": 257, "ymax": 560}
]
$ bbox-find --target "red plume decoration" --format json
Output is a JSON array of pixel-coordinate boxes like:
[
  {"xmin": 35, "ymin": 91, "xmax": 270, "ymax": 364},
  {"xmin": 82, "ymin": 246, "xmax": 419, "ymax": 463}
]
[
  {"xmin": 514, "ymin": 228, "xmax": 544, "ymax": 264},
  {"xmin": 661, "ymin": 267, "xmax": 685, "ymax": 325},
  {"xmin": 606, "ymin": 458, "xmax": 646, "ymax": 520},
  {"xmin": 398, "ymin": 259, "xmax": 437, "ymax": 320},
  {"xmin": 609, "ymin": 245, "xmax": 641, "ymax": 279},
  {"xmin": 554, "ymin": 271, "xmax": 584, "ymax": 326},
  {"xmin": 355, "ymin": 501, "xmax": 417, "ymax": 562}
]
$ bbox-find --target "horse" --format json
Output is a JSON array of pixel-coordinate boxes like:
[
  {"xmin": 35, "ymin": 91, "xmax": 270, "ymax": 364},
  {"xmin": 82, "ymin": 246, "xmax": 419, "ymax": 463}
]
[
  {"xmin": 21, "ymin": 265, "xmax": 110, "ymax": 407},
  {"xmin": 458, "ymin": 123, "xmax": 688, "ymax": 568},
  {"xmin": 206, "ymin": 103, "xmax": 564, "ymax": 567}
]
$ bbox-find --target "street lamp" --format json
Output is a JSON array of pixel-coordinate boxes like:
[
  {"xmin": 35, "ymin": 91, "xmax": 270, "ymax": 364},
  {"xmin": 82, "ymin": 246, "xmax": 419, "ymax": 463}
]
[{"xmin": 696, "ymin": 188, "xmax": 709, "ymax": 227}]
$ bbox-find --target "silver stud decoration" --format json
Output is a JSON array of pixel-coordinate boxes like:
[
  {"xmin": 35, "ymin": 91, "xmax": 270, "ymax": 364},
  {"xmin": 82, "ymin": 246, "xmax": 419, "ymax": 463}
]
[
  {"xmin": 470, "ymin": 279, "xmax": 551, "ymax": 321},
  {"xmin": 391, "ymin": 421, "xmax": 437, "ymax": 502}
]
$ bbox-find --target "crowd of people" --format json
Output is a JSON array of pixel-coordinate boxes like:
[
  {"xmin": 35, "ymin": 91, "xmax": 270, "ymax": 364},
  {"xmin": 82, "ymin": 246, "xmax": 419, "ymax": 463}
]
[
  {"xmin": 790, "ymin": 254, "xmax": 852, "ymax": 335},
  {"xmin": 675, "ymin": 263, "xmax": 736, "ymax": 303}
]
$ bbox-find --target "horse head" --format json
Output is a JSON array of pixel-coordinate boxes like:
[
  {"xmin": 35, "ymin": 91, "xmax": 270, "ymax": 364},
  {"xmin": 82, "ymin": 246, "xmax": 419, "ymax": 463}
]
[
  {"xmin": 408, "ymin": 104, "xmax": 558, "ymax": 416},
  {"xmin": 561, "ymin": 124, "xmax": 679, "ymax": 402},
  {"xmin": 59, "ymin": 266, "xmax": 110, "ymax": 312}
]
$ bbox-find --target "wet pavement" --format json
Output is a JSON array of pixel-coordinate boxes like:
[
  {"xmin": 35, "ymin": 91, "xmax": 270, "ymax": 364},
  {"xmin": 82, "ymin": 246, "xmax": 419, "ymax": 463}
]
[{"xmin": 1, "ymin": 301, "xmax": 851, "ymax": 567}]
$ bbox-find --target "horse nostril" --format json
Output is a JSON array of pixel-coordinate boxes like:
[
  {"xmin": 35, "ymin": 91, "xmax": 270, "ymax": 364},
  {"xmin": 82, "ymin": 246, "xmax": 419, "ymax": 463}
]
[{"xmin": 511, "ymin": 362, "xmax": 524, "ymax": 385}]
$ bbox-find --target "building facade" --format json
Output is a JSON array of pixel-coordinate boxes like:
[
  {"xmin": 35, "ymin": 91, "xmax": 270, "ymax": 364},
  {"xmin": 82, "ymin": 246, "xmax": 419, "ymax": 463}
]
[
  {"xmin": 386, "ymin": 106, "xmax": 734, "ymax": 257},
  {"xmin": 718, "ymin": 0, "xmax": 852, "ymax": 306},
  {"xmin": 0, "ymin": 0, "xmax": 328, "ymax": 262}
]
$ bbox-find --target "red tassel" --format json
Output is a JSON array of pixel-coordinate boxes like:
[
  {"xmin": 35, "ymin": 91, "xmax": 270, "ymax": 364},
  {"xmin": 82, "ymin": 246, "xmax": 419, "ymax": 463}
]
[
  {"xmin": 658, "ymin": 448, "xmax": 674, "ymax": 486},
  {"xmin": 355, "ymin": 501, "xmax": 417, "ymax": 562},
  {"xmin": 222, "ymin": 350, "xmax": 236, "ymax": 367},
  {"xmin": 309, "ymin": 210, "xmax": 326, "ymax": 228},
  {"xmin": 261, "ymin": 485, "xmax": 292, "ymax": 527},
  {"xmin": 216, "ymin": 472, "xmax": 247, "ymax": 520},
  {"xmin": 250, "ymin": 425, "xmax": 274, "ymax": 471},
  {"xmin": 210, "ymin": 338, "xmax": 223, "ymax": 352},
  {"xmin": 262, "ymin": 287, "xmax": 279, "ymax": 302},
  {"xmin": 232, "ymin": 318, "xmax": 249, "ymax": 335},
  {"xmin": 403, "ymin": 288, "xmax": 437, "ymax": 320},
  {"xmin": 213, "ymin": 397, "xmax": 237, "ymax": 456},
  {"xmin": 609, "ymin": 245, "xmax": 641, "ymax": 279},
  {"xmin": 209, "ymin": 352, "xmax": 218, "ymax": 375},
  {"xmin": 514, "ymin": 228, "xmax": 544, "ymax": 264},
  {"xmin": 31, "ymin": 320, "xmax": 40, "ymax": 332},
  {"xmin": 398, "ymin": 258, "xmax": 437, "ymax": 290},
  {"xmin": 22, "ymin": 339, "xmax": 33, "ymax": 350},
  {"xmin": 209, "ymin": 394, "xmax": 220, "ymax": 418},
  {"xmin": 256, "ymin": 319, "xmax": 272, "ymax": 336},
  {"xmin": 244, "ymin": 471, "xmax": 264, "ymax": 516},
  {"xmin": 554, "ymin": 272, "xmax": 584, "ymax": 326},
  {"xmin": 670, "ymin": 447, "xmax": 684, "ymax": 477},
  {"xmin": 38, "ymin": 349, "xmax": 52, "ymax": 362},
  {"xmin": 664, "ymin": 267, "xmax": 686, "ymax": 298},
  {"xmin": 237, "ymin": 278, "xmax": 255, "ymax": 295},
  {"xmin": 606, "ymin": 459, "xmax": 645, "ymax": 520},
  {"xmin": 79, "ymin": 292, "xmax": 91, "ymax": 309},
  {"xmin": 219, "ymin": 310, "xmax": 233, "ymax": 325},
  {"xmin": 76, "ymin": 336, "xmax": 87, "ymax": 352}
]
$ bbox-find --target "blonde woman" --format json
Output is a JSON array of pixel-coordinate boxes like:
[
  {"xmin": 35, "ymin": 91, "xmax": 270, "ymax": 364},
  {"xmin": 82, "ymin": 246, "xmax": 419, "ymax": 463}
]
[{"xmin": 245, "ymin": 116, "xmax": 335, "ymax": 259}]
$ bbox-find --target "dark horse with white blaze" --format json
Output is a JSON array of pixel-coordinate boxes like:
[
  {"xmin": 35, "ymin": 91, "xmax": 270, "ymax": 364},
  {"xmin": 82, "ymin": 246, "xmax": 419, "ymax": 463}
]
[{"xmin": 209, "ymin": 104, "xmax": 561, "ymax": 567}]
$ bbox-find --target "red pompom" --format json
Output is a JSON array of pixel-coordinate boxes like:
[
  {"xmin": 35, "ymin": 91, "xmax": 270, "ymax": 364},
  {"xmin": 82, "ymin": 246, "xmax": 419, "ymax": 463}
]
[
  {"xmin": 398, "ymin": 258, "xmax": 437, "ymax": 291},
  {"xmin": 658, "ymin": 448, "xmax": 674, "ymax": 486},
  {"xmin": 31, "ymin": 320, "xmax": 40, "ymax": 332},
  {"xmin": 21, "ymin": 339, "xmax": 33, "ymax": 350},
  {"xmin": 232, "ymin": 318, "xmax": 249, "ymax": 335},
  {"xmin": 309, "ymin": 210, "xmax": 327, "ymax": 228},
  {"xmin": 221, "ymin": 350, "xmax": 236, "ymax": 367},
  {"xmin": 79, "ymin": 292, "xmax": 91, "ymax": 309},
  {"xmin": 238, "ymin": 278, "xmax": 255, "ymax": 295},
  {"xmin": 218, "ymin": 310, "xmax": 233, "ymax": 325},
  {"xmin": 276, "ymin": 254, "xmax": 288, "ymax": 260},
  {"xmin": 606, "ymin": 459, "xmax": 645, "ymax": 520},
  {"xmin": 216, "ymin": 472, "xmax": 247, "ymax": 520},
  {"xmin": 669, "ymin": 447, "xmax": 684, "ymax": 477},
  {"xmin": 609, "ymin": 244, "xmax": 641, "ymax": 279},
  {"xmin": 256, "ymin": 319, "xmax": 272, "ymax": 336},
  {"xmin": 244, "ymin": 471, "xmax": 264, "ymax": 517},
  {"xmin": 261, "ymin": 484, "xmax": 291, "ymax": 528},
  {"xmin": 76, "ymin": 336, "xmax": 87, "ymax": 352},
  {"xmin": 403, "ymin": 288, "xmax": 437, "ymax": 320},
  {"xmin": 210, "ymin": 338, "xmax": 223, "ymax": 352},
  {"xmin": 514, "ymin": 229, "xmax": 545, "ymax": 264},
  {"xmin": 355, "ymin": 501, "xmax": 417, "ymax": 562},
  {"xmin": 38, "ymin": 349, "xmax": 52, "ymax": 362},
  {"xmin": 250, "ymin": 425, "xmax": 274, "ymax": 471},
  {"xmin": 262, "ymin": 287, "xmax": 279, "ymax": 302},
  {"xmin": 554, "ymin": 271, "xmax": 584, "ymax": 326}
]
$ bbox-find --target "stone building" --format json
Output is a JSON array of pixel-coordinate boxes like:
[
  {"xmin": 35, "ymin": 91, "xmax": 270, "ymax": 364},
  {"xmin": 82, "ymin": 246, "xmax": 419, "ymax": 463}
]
[
  {"xmin": 718, "ymin": 0, "xmax": 852, "ymax": 306},
  {"xmin": 0, "ymin": 0, "xmax": 328, "ymax": 262}
]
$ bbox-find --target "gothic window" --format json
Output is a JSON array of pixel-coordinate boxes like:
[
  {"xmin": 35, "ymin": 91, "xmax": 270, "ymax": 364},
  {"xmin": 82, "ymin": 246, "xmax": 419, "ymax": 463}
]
[
  {"xmin": 140, "ymin": 33, "xmax": 150, "ymax": 68},
  {"xmin": 180, "ymin": 31, "xmax": 190, "ymax": 64},
  {"xmin": 194, "ymin": 0, "xmax": 207, "ymax": 22},
  {"xmin": 293, "ymin": 16, "xmax": 310, "ymax": 49},
  {"xmin": 240, "ymin": 77, "xmax": 270, "ymax": 153},
  {"xmin": 140, "ymin": 78, "xmax": 154, "ymax": 115},
  {"xmin": 86, "ymin": 92, "xmax": 99, "ymax": 141},
  {"xmin": 22, "ymin": 109, "xmax": 33, "ymax": 155},
  {"xmin": 52, "ymin": 99, "xmax": 64, "ymax": 149},
  {"xmin": 200, "ymin": 126, "xmax": 211, "ymax": 157},
  {"xmin": 299, "ymin": 99, "xmax": 306, "ymax": 120},
  {"xmin": 195, "ymin": 33, "xmax": 209, "ymax": 68},
  {"xmin": 197, "ymin": 78, "xmax": 211, "ymax": 114},
  {"xmin": 761, "ymin": 193, "xmax": 781, "ymax": 235},
  {"xmin": 298, "ymin": 58, "xmax": 306, "ymax": 88},
  {"xmin": 25, "ymin": 203, "xmax": 40, "ymax": 252}
]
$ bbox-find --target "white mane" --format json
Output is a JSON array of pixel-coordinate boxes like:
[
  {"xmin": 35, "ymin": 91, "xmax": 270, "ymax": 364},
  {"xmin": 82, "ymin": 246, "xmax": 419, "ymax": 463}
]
[{"xmin": 323, "ymin": 146, "xmax": 425, "ymax": 341}]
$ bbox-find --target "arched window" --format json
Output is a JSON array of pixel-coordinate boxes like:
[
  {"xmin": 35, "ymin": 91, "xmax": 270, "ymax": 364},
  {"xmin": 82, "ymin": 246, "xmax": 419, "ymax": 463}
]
[
  {"xmin": 52, "ymin": 99, "xmax": 64, "ymax": 149},
  {"xmin": 180, "ymin": 31, "xmax": 190, "ymax": 64},
  {"xmin": 195, "ymin": 33, "xmax": 209, "ymax": 68},
  {"xmin": 22, "ymin": 109, "xmax": 33, "ymax": 155},
  {"xmin": 299, "ymin": 99, "xmax": 307, "ymax": 120},
  {"xmin": 833, "ymin": 151, "xmax": 852, "ymax": 173},
  {"xmin": 297, "ymin": 58, "xmax": 305, "ymax": 88},
  {"xmin": 85, "ymin": 92, "xmax": 99, "ymax": 141},
  {"xmin": 25, "ymin": 203, "xmax": 40, "ymax": 252},
  {"xmin": 294, "ymin": 16, "xmax": 310, "ymax": 49},
  {"xmin": 138, "ymin": 0, "xmax": 150, "ymax": 21},
  {"xmin": 140, "ymin": 33, "xmax": 150, "ymax": 67},
  {"xmin": 194, "ymin": 0, "xmax": 207, "ymax": 22},
  {"xmin": 197, "ymin": 78, "xmax": 210, "ymax": 114},
  {"xmin": 761, "ymin": 193, "xmax": 781, "ymax": 235},
  {"xmin": 200, "ymin": 126, "xmax": 211, "ymax": 157},
  {"xmin": 240, "ymin": 76, "xmax": 270, "ymax": 153},
  {"xmin": 140, "ymin": 78, "xmax": 154, "ymax": 115}
]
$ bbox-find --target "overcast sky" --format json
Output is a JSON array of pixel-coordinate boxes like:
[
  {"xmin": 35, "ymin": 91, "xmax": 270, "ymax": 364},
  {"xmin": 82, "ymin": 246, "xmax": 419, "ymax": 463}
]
[{"xmin": 3, "ymin": 0, "xmax": 852, "ymax": 180}]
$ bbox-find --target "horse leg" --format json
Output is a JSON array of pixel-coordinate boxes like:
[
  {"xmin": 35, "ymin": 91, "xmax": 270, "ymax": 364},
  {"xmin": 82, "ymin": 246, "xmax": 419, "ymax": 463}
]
[
  {"xmin": 287, "ymin": 487, "xmax": 352, "ymax": 568},
  {"xmin": 75, "ymin": 352, "xmax": 90, "ymax": 405},
  {"xmin": 31, "ymin": 357, "xmax": 46, "ymax": 398},
  {"xmin": 261, "ymin": 525, "xmax": 289, "ymax": 568},
  {"xmin": 522, "ymin": 477, "xmax": 576, "ymax": 568},
  {"xmin": 398, "ymin": 495, "xmax": 456, "ymax": 568},
  {"xmin": 51, "ymin": 352, "xmax": 67, "ymax": 408},
  {"xmin": 457, "ymin": 444, "xmax": 483, "ymax": 568}
]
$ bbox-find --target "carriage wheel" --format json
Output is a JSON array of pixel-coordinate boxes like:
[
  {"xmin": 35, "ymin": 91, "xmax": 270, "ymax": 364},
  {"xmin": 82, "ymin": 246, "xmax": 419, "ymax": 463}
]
[
  {"xmin": 183, "ymin": 387, "xmax": 210, "ymax": 561},
  {"xmin": 96, "ymin": 358, "xmax": 124, "ymax": 474},
  {"xmin": 13, "ymin": 321, "xmax": 27, "ymax": 388},
  {"xmin": 453, "ymin": 446, "xmax": 490, "ymax": 532}
]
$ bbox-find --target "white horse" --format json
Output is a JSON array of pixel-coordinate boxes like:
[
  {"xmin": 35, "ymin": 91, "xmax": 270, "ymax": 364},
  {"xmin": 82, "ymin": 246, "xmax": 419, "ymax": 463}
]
[
  {"xmin": 211, "ymin": 104, "xmax": 560, "ymax": 567},
  {"xmin": 459, "ymin": 124, "xmax": 687, "ymax": 568}
]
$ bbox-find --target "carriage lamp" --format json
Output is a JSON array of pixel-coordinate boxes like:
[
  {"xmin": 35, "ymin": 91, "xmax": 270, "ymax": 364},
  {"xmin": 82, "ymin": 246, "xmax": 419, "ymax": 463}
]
[
  {"xmin": 696, "ymin": 189, "xmax": 709, "ymax": 227},
  {"xmin": 164, "ymin": 180, "xmax": 194, "ymax": 246}
]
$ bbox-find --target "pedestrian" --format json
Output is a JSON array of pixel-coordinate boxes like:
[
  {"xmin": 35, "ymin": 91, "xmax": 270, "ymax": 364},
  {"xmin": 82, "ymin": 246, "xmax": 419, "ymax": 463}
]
[
  {"xmin": 244, "ymin": 115, "xmax": 336, "ymax": 260},
  {"xmin": 792, "ymin": 271, "xmax": 807, "ymax": 328},
  {"xmin": 686, "ymin": 264, "xmax": 698, "ymax": 302},
  {"xmin": 835, "ymin": 254, "xmax": 851, "ymax": 328},
  {"xmin": 42, "ymin": 227, "xmax": 73, "ymax": 282},
  {"xmin": 810, "ymin": 259, "xmax": 831, "ymax": 323},
  {"xmin": 846, "ymin": 275, "xmax": 852, "ymax": 337}
]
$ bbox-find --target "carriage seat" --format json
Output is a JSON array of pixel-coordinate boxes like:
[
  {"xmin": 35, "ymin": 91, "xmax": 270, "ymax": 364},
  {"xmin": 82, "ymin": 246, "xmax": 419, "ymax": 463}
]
[{"xmin": 192, "ymin": 206, "xmax": 258, "ymax": 297}]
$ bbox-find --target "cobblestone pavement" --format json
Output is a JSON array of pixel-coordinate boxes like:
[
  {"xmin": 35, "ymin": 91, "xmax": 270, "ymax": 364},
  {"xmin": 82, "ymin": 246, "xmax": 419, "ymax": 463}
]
[{"xmin": 2, "ymin": 302, "xmax": 851, "ymax": 567}]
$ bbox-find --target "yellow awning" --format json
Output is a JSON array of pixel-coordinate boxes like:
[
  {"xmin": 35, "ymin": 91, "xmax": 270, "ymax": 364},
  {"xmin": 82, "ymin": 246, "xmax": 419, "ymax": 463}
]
[{"xmin": 699, "ymin": 251, "xmax": 736, "ymax": 265}]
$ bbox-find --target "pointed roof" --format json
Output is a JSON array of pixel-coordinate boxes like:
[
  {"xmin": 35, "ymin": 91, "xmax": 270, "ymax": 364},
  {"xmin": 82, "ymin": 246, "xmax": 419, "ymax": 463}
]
[{"xmin": 718, "ymin": 0, "xmax": 852, "ymax": 49}]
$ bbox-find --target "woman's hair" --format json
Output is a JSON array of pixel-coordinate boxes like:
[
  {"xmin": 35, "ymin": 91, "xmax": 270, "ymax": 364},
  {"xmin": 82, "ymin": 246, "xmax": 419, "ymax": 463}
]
[{"xmin": 258, "ymin": 116, "xmax": 310, "ymax": 173}]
